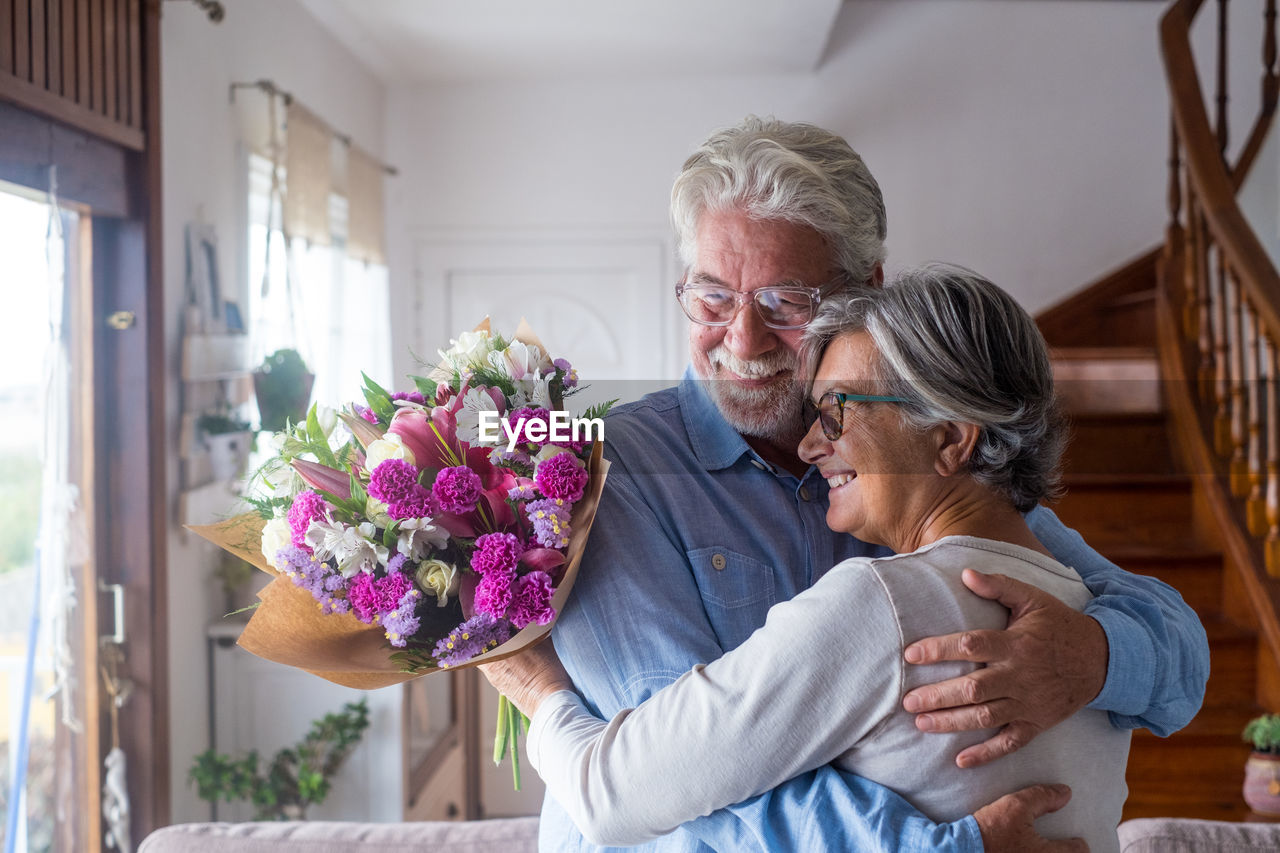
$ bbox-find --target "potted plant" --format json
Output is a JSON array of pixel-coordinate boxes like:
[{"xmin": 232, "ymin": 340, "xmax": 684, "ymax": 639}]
[
  {"xmin": 198, "ymin": 410, "xmax": 253, "ymax": 481},
  {"xmin": 1243, "ymin": 712, "xmax": 1280, "ymax": 814},
  {"xmin": 189, "ymin": 698, "xmax": 369, "ymax": 820},
  {"xmin": 254, "ymin": 348, "xmax": 315, "ymax": 432}
]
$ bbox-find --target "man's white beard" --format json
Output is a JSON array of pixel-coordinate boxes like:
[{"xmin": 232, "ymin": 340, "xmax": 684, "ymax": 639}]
[{"xmin": 703, "ymin": 345, "xmax": 806, "ymax": 442}]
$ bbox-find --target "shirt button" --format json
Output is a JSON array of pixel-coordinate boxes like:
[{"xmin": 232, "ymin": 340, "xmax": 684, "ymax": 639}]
[
  {"xmin": 799, "ymin": 486, "xmax": 811, "ymax": 501},
  {"xmin": 711, "ymin": 553, "xmax": 727, "ymax": 570},
  {"xmin": 750, "ymin": 460, "xmax": 766, "ymax": 470}
]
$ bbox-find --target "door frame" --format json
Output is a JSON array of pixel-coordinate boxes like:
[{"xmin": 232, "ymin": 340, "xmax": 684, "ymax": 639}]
[{"xmin": 0, "ymin": 10, "xmax": 168, "ymax": 842}]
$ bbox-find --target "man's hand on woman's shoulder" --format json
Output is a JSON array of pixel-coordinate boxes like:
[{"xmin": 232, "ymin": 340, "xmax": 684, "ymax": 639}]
[{"xmin": 900, "ymin": 569, "xmax": 1108, "ymax": 768}]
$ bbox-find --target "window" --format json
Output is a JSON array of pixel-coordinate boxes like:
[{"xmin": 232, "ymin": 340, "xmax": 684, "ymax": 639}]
[{"xmin": 246, "ymin": 153, "xmax": 392, "ymax": 412}]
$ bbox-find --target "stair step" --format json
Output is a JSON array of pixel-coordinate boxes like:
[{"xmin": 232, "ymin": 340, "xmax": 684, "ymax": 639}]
[
  {"xmin": 1129, "ymin": 704, "xmax": 1262, "ymax": 741},
  {"xmin": 1052, "ymin": 347, "xmax": 1160, "ymax": 416},
  {"xmin": 1200, "ymin": 614, "xmax": 1259, "ymax": 708},
  {"xmin": 1100, "ymin": 544, "xmax": 1223, "ymax": 613},
  {"xmin": 1051, "ymin": 476, "xmax": 1193, "ymax": 548},
  {"xmin": 1063, "ymin": 412, "xmax": 1178, "ymax": 476}
]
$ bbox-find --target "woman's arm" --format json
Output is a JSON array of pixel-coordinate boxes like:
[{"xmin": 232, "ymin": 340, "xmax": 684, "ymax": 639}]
[{"xmin": 487, "ymin": 561, "xmax": 904, "ymax": 846}]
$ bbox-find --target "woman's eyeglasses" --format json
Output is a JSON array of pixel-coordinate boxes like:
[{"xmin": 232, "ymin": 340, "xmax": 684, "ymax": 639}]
[{"xmin": 806, "ymin": 391, "xmax": 909, "ymax": 441}]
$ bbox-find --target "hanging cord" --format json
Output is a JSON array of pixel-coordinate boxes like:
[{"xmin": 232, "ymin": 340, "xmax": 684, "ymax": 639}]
[
  {"xmin": 261, "ymin": 90, "xmax": 308, "ymax": 361},
  {"xmin": 5, "ymin": 163, "xmax": 75, "ymax": 853},
  {"xmin": 39, "ymin": 166, "xmax": 83, "ymax": 732}
]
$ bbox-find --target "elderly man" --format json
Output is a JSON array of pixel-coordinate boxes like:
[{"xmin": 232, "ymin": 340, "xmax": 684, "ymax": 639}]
[{"xmin": 540, "ymin": 117, "xmax": 1208, "ymax": 852}]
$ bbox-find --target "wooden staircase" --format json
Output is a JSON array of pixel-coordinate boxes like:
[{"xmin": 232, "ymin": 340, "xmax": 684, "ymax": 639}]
[{"xmin": 1038, "ymin": 255, "xmax": 1265, "ymax": 821}]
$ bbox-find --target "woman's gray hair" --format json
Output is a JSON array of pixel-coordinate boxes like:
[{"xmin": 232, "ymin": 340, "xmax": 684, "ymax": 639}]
[
  {"xmin": 671, "ymin": 116, "xmax": 887, "ymax": 287},
  {"xmin": 801, "ymin": 264, "xmax": 1066, "ymax": 512}
]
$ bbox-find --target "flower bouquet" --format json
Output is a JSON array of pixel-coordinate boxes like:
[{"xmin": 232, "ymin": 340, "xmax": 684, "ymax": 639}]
[{"xmin": 189, "ymin": 319, "xmax": 610, "ymax": 786}]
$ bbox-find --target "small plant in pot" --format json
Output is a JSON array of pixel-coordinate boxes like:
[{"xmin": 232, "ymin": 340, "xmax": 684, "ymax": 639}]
[
  {"xmin": 254, "ymin": 348, "xmax": 315, "ymax": 433},
  {"xmin": 198, "ymin": 410, "xmax": 253, "ymax": 481},
  {"xmin": 1242, "ymin": 712, "xmax": 1280, "ymax": 814},
  {"xmin": 189, "ymin": 698, "xmax": 369, "ymax": 820}
]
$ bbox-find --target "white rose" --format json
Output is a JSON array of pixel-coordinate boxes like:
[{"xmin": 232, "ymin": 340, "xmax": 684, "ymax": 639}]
[
  {"xmin": 314, "ymin": 404, "xmax": 338, "ymax": 437},
  {"xmin": 440, "ymin": 330, "xmax": 493, "ymax": 372},
  {"xmin": 415, "ymin": 559, "xmax": 459, "ymax": 607},
  {"xmin": 261, "ymin": 515, "xmax": 294, "ymax": 570},
  {"xmin": 365, "ymin": 495, "xmax": 393, "ymax": 527},
  {"xmin": 534, "ymin": 443, "xmax": 575, "ymax": 464},
  {"xmin": 366, "ymin": 433, "xmax": 416, "ymax": 470}
]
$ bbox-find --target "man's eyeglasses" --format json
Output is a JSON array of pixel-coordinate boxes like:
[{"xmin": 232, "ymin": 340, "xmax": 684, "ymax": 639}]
[
  {"xmin": 675, "ymin": 283, "xmax": 824, "ymax": 330},
  {"xmin": 806, "ymin": 391, "xmax": 910, "ymax": 441}
]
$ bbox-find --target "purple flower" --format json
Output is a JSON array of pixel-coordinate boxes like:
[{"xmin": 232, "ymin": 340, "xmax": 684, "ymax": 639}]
[
  {"xmin": 432, "ymin": 466, "xmax": 483, "ymax": 514},
  {"xmin": 471, "ymin": 532, "xmax": 524, "ymax": 576},
  {"xmin": 432, "ymin": 613, "xmax": 512, "ymax": 668},
  {"xmin": 381, "ymin": 587, "xmax": 422, "ymax": 647},
  {"xmin": 507, "ymin": 478, "xmax": 536, "ymax": 501},
  {"xmin": 287, "ymin": 491, "xmax": 331, "ymax": 549},
  {"xmin": 508, "ymin": 571, "xmax": 556, "ymax": 630},
  {"xmin": 553, "ymin": 358, "xmax": 578, "ymax": 389},
  {"xmin": 368, "ymin": 458, "xmax": 419, "ymax": 505},
  {"xmin": 391, "ymin": 391, "xmax": 428, "ymax": 405},
  {"xmin": 535, "ymin": 452, "xmax": 588, "ymax": 503},
  {"xmin": 356, "ymin": 405, "xmax": 379, "ymax": 424},
  {"xmin": 506, "ymin": 407, "xmax": 551, "ymax": 447},
  {"xmin": 348, "ymin": 571, "xmax": 415, "ymax": 624},
  {"xmin": 388, "ymin": 485, "xmax": 433, "ymax": 520},
  {"xmin": 489, "ymin": 447, "xmax": 533, "ymax": 468},
  {"xmin": 525, "ymin": 498, "xmax": 571, "ymax": 549},
  {"xmin": 473, "ymin": 568, "xmax": 515, "ymax": 619},
  {"xmin": 277, "ymin": 545, "xmax": 348, "ymax": 614},
  {"xmin": 387, "ymin": 552, "xmax": 408, "ymax": 574}
]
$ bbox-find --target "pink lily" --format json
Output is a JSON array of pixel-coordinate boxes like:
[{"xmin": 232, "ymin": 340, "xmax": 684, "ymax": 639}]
[{"xmin": 291, "ymin": 458, "xmax": 352, "ymax": 501}]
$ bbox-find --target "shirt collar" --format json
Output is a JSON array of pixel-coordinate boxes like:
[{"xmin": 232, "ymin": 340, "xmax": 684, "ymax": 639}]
[{"xmin": 678, "ymin": 364, "xmax": 758, "ymax": 472}]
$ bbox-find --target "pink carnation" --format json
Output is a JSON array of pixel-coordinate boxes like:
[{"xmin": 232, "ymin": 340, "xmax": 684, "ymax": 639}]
[
  {"xmin": 432, "ymin": 466, "xmax": 483, "ymax": 514},
  {"xmin": 473, "ymin": 569, "xmax": 515, "ymax": 620},
  {"xmin": 368, "ymin": 458, "xmax": 419, "ymax": 504},
  {"xmin": 508, "ymin": 571, "xmax": 555, "ymax": 629},
  {"xmin": 348, "ymin": 571, "xmax": 415, "ymax": 624},
  {"xmin": 535, "ymin": 452, "xmax": 589, "ymax": 503},
  {"xmin": 388, "ymin": 485, "xmax": 433, "ymax": 520},
  {"xmin": 287, "ymin": 491, "xmax": 331, "ymax": 549},
  {"xmin": 471, "ymin": 532, "xmax": 524, "ymax": 576}
]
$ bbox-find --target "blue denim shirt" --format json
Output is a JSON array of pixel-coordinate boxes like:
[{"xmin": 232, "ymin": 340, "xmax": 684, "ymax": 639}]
[{"xmin": 541, "ymin": 372, "xmax": 1209, "ymax": 853}]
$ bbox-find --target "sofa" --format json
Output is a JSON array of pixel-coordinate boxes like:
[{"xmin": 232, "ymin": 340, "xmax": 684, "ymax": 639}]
[
  {"xmin": 137, "ymin": 816, "xmax": 539, "ymax": 853},
  {"xmin": 139, "ymin": 815, "xmax": 1280, "ymax": 852},
  {"xmin": 1118, "ymin": 817, "xmax": 1280, "ymax": 852}
]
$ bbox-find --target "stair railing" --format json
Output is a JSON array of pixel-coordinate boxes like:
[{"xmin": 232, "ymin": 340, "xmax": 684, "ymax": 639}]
[{"xmin": 1160, "ymin": 0, "xmax": 1280, "ymax": 669}]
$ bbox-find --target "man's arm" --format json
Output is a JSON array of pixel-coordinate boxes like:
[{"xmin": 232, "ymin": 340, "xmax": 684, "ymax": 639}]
[
  {"xmin": 552, "ymin": 464, "xmax": 981, "ymax": 852},
  {"xmin": 900, "ymin": 504, "xmax": 1209, "ymax": 765}
]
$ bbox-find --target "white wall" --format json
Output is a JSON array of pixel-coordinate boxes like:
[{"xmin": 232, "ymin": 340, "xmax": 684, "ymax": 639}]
[
  {"xmin": 160, "ymin": 0, "xmax": 395, "ymax": 823},
  {"xmin": 386, "ymin": 0, "xmax": 1264, "ymax": 383}
]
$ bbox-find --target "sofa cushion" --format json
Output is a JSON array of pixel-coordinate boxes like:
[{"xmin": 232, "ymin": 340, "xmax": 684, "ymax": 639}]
[
  {"xmin": 138, "ymin": 817, "xmax": 539, "ymax": 853},
  {"xmin": 1119, "ymin": 817, "xmax": 1280, "ymax": 852}
]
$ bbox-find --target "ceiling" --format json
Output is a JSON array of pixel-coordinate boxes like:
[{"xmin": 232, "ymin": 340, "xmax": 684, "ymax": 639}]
[{"xmin": 296, "ymin": 0, "xmax": 847, "ymax": 85}]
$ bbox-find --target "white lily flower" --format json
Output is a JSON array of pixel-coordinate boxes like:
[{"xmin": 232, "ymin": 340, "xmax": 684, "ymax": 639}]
[
  {"xmin": 455, "ymin": 386, "xmax": 501, "ymax": 445},
  {"xmin": 397, "ymin": 516, "xmax": 450, "ymax": 561},
  {"xmin": 305, "ymin": 519, "xmax": 389, "ymax": 578}
]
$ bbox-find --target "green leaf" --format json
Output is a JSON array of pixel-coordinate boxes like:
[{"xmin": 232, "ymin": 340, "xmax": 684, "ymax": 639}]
[{"xmin": 409, "ymin": 374, "xmax": 438, "ymax": 400}]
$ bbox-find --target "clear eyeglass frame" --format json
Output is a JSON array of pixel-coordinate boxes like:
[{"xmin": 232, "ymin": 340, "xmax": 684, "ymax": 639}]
[{"xmin": 674, "ymin": 282, "xmax": 824, "ymax": 331}]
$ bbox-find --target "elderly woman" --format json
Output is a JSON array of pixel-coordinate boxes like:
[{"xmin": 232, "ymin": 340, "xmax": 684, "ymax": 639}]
[{"xmin": 482, "ymin": 264, "xmax": 1130, "ymax": 853}]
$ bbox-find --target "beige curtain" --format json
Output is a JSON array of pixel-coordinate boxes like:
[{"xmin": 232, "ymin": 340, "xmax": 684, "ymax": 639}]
[
  {"xmin": 347, "ymin": 145, "xmax": 386, "ymax": 265},
  {"xmin": 284, "ymin": 101, "xmax": 332, "ymax": 246}
]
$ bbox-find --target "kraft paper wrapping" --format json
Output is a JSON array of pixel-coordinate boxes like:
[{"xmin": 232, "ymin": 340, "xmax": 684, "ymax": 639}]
[{"xmin": 186, "ymin": 318, "xmax": 610, "ymax": 689}]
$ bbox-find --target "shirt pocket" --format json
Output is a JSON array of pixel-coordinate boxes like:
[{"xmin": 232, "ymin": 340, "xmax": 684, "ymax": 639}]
[{"xmin": 687, "ymin": 546, "xmax": 776, "ymax": 651}]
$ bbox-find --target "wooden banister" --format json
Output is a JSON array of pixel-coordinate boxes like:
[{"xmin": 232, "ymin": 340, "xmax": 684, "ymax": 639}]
[{"xmin": 1159, "ymin": 0, "xmax": 1280, "ymax": 704}]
